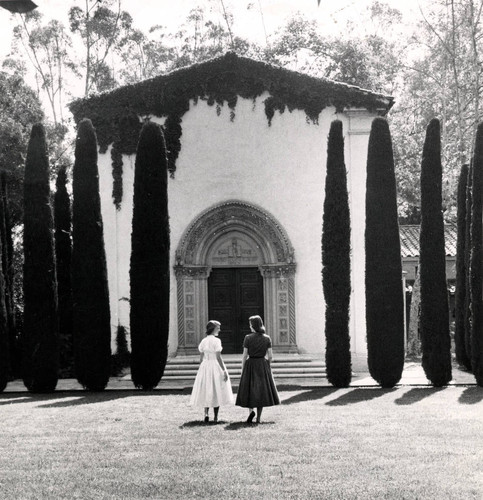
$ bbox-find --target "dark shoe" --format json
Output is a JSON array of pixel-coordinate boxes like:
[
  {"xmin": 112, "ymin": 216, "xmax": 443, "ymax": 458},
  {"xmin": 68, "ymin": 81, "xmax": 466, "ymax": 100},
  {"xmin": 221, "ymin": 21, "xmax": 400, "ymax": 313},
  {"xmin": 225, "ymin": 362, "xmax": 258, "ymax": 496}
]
[
  {"xmin": 204, "ymin": 416, "xmax": 209, "ymax": 423},
  {"xmin": 246, "ymin": 411, "xmax": 255, "ymax": 423}
]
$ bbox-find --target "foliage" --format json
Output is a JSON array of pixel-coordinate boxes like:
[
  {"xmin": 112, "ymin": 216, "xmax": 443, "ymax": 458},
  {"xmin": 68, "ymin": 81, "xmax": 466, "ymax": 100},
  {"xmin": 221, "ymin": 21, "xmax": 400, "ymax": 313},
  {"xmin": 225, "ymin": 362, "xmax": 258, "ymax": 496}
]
[
  {"xmin": 470, "ymin": 123, "xmax": 483, "ymax": 386},
  {"xmin": 464, "ymin": 164, "xmax": 473, "ymax": 364},
  {"xmin": 110, "ymin": 325, "xmax": 130, "ymax": 377},
  {"xmin": 419, "ymin": 119, "xmax": 452, "ymax": 387},
  {"xmin": 130, "ymin": 122, "xmax": 170, "ymax": 390},
  {"xmin": 54, "ymin": 166, "xmax": 73, "ymax": 377},
  {"xmin": 454, "ymin": 163, "xmax": 471, "ymax": 370},
  {"xmin": 365, "ymin": 117, "xmax": 405, "ymax": 388},
  {"xmin": 22, "ymin": 123, "xmax": 59, "ymax": 392},
  {"xmin": 0, "ymin": 173, "xmax": 17, "ymax": 379},
  {"xmin": 322, "ymin": 120, "xmax": 351, "ymax": 388},
  {"xmin": 68, "ymin": 0, "xmax": 134, "ymax": 95},
  {"xmin": 71, "ymin": 119, "xmax": 111, "ymax": 391},
  {"xmin": 0, "ymin": 180, "xmax": 8, "ymax": 392}
]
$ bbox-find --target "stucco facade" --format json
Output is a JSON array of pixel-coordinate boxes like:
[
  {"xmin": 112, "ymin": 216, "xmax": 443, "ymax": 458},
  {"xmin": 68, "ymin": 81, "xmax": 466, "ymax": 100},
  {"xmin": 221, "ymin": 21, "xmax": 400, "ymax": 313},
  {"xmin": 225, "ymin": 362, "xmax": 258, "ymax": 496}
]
[{"xmin": 71, "ymin": 53, "xmax": 393, "ymax": 358}]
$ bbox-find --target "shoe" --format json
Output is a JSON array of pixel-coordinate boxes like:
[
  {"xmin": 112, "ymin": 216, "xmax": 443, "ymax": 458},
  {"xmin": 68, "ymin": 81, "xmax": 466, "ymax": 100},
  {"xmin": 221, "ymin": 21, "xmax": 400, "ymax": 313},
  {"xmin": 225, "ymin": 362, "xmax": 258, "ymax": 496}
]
[
  {"xmin": 213, "ymin": 417, "xmax": 218, "ymax": 423},
  {"xmin": 204, "ymin": 416, "xmax": 209, "ymax": 423},
  {"xmin": 246, "ymin": 411, "xmax": 255, "ymax": 423}
]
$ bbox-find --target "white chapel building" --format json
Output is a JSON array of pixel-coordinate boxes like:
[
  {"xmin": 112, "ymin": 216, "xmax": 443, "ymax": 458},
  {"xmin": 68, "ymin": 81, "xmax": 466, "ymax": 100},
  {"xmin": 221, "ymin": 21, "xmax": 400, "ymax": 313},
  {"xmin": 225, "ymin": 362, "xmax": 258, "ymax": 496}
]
[{"xmin": 70, "ymin": 52, "xmax": 394, "ymax": 358}]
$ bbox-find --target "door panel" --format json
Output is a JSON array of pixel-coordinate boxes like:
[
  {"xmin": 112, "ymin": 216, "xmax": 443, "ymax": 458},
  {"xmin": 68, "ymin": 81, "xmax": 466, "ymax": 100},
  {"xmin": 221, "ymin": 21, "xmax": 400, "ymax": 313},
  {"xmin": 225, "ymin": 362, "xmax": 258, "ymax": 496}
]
[{"xmin": 208, "ymin": 268, "xmax": 264, "ymax": 354}]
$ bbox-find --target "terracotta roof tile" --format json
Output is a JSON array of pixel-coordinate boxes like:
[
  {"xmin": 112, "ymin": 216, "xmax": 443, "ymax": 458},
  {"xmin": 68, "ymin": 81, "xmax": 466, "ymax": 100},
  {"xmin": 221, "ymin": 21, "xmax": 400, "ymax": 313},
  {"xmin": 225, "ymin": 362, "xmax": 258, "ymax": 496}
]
[{"xmin": 399, "ymin": 224, "xmax": 457, "ymax": 258}]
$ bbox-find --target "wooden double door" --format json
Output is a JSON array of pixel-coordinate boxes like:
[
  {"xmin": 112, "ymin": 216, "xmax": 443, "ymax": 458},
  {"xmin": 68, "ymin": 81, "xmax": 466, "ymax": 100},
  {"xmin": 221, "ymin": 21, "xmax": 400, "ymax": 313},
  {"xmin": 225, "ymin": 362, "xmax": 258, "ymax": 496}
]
[{"xmin": 208, "ymin": 267, "xmax": 264, "ymax": 354}]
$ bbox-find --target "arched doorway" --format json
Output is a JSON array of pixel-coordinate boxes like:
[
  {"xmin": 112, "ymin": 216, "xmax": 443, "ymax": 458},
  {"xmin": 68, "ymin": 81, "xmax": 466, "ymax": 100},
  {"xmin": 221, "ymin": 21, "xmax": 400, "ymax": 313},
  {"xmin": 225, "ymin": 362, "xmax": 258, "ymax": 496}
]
[{"xmin": 175, "ymin": 201, "xmax": 297, "ymax": 355}]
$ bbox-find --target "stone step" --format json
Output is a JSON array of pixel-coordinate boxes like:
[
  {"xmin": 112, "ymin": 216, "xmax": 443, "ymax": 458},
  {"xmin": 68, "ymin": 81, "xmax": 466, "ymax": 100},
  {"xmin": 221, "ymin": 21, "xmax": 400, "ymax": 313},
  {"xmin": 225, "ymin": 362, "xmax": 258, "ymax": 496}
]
[{"xmin": 163, "ymin": 367, "xmax": 326, "ymax": 377}]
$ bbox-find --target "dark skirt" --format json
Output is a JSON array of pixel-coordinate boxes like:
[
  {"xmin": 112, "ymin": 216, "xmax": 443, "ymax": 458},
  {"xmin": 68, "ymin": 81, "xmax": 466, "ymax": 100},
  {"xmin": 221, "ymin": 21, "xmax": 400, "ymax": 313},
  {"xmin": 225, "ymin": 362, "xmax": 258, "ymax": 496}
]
[{"xmin": 235, "ymin": 358, "xmax": 280, "ymax": 408}]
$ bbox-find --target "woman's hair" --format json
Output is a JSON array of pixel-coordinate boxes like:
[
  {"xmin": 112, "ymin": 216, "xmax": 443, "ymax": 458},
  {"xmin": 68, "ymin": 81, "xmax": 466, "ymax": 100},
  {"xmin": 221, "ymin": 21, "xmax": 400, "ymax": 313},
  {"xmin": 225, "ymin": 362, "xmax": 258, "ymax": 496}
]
[
  {"xmin": 206, "ymin": 320, "xmax": 221, "ymax": 335},
  {"xmin": 249, "ymin": 315, "xmax": 265, "ymax": 334}
]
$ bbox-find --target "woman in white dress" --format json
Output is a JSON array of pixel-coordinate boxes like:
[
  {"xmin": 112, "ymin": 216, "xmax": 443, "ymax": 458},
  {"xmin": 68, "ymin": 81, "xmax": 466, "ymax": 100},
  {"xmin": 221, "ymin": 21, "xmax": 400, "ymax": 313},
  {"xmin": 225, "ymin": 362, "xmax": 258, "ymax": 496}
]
[{"xmin": 190, "ymin": 320, "xmax": 234, "ymax": 422}]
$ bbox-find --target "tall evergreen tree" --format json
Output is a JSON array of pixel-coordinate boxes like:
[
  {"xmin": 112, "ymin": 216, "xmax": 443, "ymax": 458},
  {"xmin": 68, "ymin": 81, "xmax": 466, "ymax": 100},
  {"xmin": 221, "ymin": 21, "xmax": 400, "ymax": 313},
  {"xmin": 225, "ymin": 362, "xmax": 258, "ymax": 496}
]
[
  {"xmin": 454, "ymin": 164, "xmax": 472, "ymax": 370},
  {"xmin": 130, "ymin": 122, "xmax": 170, "ymax": 390},
  {"xmin": 54, "ymin": 166, "xmax": 73, "ymax": 377},
  {"xmin": 365, "ymin": 117, "xmax": 405, "ymax": 388},
  {"xmin": 470, "ymin": 123, "xmax": 483, "ymax": 386},
  {"xmin": 72, "ymin": 119, "xmax": 111, "ymax": 391},
  {"xmin": 0, "ymin": 183, "xmax": 8, "ymax": 392},
  {"xmin": 322, "ymin": 120, "xmax": 351, "ymax": 387},
  {"xmin": 464, "ymin": 163, "xmax": 473, "ymax": 364},
  {"xmin": 1, "ymin": 173, "xmax": 16, "ymax": 377},
  {"xmin": 419, "ymin": 118, "xmax": 452, "ymax": 387},
  {"xmin": 22, "ymin": 123, "xmax": 59, "ymax": 392}
]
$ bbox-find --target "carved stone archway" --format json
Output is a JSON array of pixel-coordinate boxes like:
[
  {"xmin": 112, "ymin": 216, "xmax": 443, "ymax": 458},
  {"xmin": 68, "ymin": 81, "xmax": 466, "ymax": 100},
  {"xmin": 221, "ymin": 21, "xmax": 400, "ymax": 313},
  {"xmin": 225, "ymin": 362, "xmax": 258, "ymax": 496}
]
[{"xmin": 175, "ymin": 200, "xmax": 297, "ymax": 354}]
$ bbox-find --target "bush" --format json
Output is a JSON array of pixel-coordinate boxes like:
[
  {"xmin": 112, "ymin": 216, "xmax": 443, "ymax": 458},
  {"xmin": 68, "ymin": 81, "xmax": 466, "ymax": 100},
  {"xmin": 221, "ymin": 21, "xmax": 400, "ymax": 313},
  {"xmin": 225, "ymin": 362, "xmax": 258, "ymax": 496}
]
[
  {"xmin": 72, "ymin": 119, "xmax": 111, "ymax": 391},
  {"xmin": 22, "ymin": 123, "xmax": 59, "ymax": 392},
  {"xmin": 365, "ymin": 117, "xmax": 405, "ymax": 388},
  {"xmin": 322, "ymin": 120, "xmax": 351, "ymax": 387},
  {"xmin": 130, "ymin": 122, "xmax": 170, "ymax": 390},
  {"xmin": 419, "ymin": 119, "xmax": 452, "ymax": 387}
]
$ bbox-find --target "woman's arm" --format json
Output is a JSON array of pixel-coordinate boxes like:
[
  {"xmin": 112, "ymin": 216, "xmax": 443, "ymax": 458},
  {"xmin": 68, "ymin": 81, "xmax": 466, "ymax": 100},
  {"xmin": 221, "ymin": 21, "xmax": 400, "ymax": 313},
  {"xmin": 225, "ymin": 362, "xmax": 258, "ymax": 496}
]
[
  {"xmin": 216, "ymin": 351, "xmax": 228, "ymax": 381},
  {"xmin": 241, "ymin": 347, "xmax": 248, "ymax": 371},
  {"xmin": 267, "ymin": 347, "xmax": 273, "ymax": 365}
]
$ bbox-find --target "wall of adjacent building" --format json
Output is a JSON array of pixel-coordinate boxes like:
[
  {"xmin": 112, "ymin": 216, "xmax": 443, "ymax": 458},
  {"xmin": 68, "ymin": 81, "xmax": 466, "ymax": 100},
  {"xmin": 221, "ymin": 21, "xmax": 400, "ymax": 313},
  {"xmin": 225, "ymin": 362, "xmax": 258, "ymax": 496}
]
[{"xmin": 97, "ymin": 93, "xmax": 378, "ymax": 356}]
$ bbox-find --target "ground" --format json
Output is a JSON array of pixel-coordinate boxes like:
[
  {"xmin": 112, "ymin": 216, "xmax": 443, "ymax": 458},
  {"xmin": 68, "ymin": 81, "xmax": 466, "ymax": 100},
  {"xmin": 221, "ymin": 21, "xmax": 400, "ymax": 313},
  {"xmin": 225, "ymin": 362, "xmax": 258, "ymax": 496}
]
[{"xmin": 1, "ymin": 384, "xmax": 482, "ymax": 499}]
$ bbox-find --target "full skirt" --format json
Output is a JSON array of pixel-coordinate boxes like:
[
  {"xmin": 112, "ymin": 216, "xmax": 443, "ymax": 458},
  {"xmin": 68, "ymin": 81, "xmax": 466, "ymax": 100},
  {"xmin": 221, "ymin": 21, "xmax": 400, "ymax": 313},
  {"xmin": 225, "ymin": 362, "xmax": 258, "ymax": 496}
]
[
  {"xmin": 235, "ymin": 358, "xmax": 280, "ymax": 408},
  {"xmin": 190, "ymin": 360, "xmax": 234, "ymax": 407}
]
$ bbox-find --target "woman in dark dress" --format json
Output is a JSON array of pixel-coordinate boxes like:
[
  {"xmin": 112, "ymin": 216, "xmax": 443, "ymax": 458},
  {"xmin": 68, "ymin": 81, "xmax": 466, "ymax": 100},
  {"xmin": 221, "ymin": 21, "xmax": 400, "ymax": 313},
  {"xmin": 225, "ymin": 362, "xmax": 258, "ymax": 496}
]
[{"xmin": 236, "ymin": 315, "xmax": 280, "ymax": 423}]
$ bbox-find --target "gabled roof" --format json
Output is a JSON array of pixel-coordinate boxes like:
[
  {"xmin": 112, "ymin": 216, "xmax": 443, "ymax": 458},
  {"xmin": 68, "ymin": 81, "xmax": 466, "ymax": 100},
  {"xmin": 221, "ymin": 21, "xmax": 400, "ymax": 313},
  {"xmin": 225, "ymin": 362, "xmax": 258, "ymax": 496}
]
[
  {"xmin": 400, "ymin": 224, "xmax": 457, "ymax": 258},
  {"xmin": 69, "ymin": 52, "xmax": 394, "ymax": 156}
]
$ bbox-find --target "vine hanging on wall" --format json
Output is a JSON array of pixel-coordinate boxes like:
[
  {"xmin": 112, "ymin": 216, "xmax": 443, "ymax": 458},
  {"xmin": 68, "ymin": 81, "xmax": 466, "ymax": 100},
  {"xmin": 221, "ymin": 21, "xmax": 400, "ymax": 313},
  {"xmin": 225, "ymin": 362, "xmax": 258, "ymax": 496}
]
[{"xmin": 69, "ymin": 52, "xmax": 393, "ymax": 209}]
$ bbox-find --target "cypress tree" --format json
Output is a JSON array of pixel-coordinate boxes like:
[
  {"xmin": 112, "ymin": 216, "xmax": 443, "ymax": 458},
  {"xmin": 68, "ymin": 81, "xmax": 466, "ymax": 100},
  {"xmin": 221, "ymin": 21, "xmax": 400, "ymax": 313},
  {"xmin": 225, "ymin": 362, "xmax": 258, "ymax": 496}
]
[
  {"xmin": 1, "ymin": 173, "xmax": 17, "ymax": 378},
  {"xmin": 22, "ymin": 123, "xmax": 59, "ymax": 392},
  {"xmin": 419, "ymin": 119, "xmax": 452, "ymax": 387},
  {"xmin": 72, "ymin": 119, "xmax": 111, "ymax": 391},
  {"xmin": 130, "ymin": 122, "xmax": 170, "ymax": 390},
  {"xmin": 454, "ymin": 164, "xmax": 472, "ymax": 370},
  {"xmin": 365, "ymin": 117, "xmax": 405, "ymax": 388},
  {"xmin": 464, "ymin": 163, "xmax": 473, "ymax": 364},
  {"xmin": 54, "ymin": 166, "xmax": 74, "ymax": 377},
  {"xmin": 322, "ymin": 120, "xmax": 351, "ymax": 387},
  {"xmin": 0, "ymin": 182, "xmax": 7, "ymax": 392},
  {"xmin": 470, "ymin": 123, "xmax": 483, "ymax": 386}
]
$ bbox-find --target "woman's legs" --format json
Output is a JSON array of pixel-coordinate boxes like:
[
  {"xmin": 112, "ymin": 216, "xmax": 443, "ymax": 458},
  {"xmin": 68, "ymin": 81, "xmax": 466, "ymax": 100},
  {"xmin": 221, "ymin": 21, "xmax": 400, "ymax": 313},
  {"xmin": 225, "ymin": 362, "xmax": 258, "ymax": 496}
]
[
  {"xmin": 214, "ymin": 407, "xmax": 219, "ymax": 422},
  {"xmin": 247, "ymin": 407, "xmax": 255, "ymax": 423},
  {"xmin": 256, "ymin": 407, "xmax": 263, "ymax": 423},
  {"xmin": 204, "ymin": 407, "xmax": 209, "ymax": 422}
]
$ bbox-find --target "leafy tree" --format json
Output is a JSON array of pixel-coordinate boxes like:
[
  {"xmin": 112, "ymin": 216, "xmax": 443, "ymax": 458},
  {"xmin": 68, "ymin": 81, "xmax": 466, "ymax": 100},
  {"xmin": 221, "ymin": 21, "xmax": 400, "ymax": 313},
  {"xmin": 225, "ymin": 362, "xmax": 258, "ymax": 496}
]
[
  {"xmin": 130, "ymin": 122, "xmax": 169, "ymax": 390},
  {"xmin": 54, "ymin": 166, "xmax": 73, "ymax": 377},
  {"xmin": 322, "ymin": 120, "xmax": 351, "ymax": 387},
  {"xmin": 22, "ymin": 123, "xmax": 59, "ymax": 392},
  {"xmin": 454, "ymin": 163, "xmax": 472, "ymax": 370},
  {"xmin": 464, "ymin": 163, "xmax": 473, "ymax": 364},
  {"xmin": 71, "ymin": 119, "xmax": 110, "ymax": 391},
  {"xmin": 11, "ymin": 10, "xmax": 77, "ymax": 126},
  {"xmin": 419, "ymin": 119, "xmax": 452, "ymax": 387},
  {"xmin": 69, "ymin": 0, "xmax": 134, "ymax": 95},
  {"xmin": 470, "ymin": 123, "xmax": 483, "ymax": 386},
  {"xmin": 365, "ymin": 117, "xmax": 405, "ymax": 388}
]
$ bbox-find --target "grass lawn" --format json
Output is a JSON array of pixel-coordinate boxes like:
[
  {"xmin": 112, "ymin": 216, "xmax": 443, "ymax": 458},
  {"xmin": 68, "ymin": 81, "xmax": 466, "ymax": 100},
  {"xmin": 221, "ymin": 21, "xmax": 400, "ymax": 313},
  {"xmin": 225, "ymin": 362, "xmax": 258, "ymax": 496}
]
[{"xmin": 0, "ymin": 385, "xmax": 482, "ymax": 499}]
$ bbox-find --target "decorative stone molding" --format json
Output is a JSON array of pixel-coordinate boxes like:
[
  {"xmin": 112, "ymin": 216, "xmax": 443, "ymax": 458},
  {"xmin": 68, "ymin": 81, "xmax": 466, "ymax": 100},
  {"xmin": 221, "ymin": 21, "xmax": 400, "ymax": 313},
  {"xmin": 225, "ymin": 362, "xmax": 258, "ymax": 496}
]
[{"xmin": 175, "ymin": 200, "xmax": 298, "ymax": 354}]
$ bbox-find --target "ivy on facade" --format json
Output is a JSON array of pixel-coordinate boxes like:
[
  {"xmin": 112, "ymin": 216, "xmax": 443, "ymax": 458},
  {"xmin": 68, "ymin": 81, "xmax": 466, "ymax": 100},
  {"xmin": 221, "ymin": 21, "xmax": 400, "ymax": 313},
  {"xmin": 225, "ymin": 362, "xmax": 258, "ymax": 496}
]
[{"xmin": 69, "ymin": 52, "xmax": 393, "ymax": 209}]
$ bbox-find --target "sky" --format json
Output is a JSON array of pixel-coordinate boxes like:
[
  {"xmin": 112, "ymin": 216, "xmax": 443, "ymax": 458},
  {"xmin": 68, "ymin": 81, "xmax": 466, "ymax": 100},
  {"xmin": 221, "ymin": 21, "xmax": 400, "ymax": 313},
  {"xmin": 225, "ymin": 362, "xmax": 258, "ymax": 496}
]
[{"xmin": 0, "ymin": 0, "xmax": 424, "ymax": 59}]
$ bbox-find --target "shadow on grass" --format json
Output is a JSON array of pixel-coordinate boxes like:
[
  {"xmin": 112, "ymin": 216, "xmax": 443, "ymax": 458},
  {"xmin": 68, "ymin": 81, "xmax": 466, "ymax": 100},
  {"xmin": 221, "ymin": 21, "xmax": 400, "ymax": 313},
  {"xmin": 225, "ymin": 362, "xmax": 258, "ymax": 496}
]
[
  {"xmin": 224, "ymin": 421, "xmax": 275, "ymax": 431},
  {"xmin": 282, "ymin": 388, "xmax": 339, "ymax": 405},
  {"xmin": 394, "ymin": 387, "xmax": 445, "ymax": 406},
  {"xmin": 0, "ymin": 390, "xmax": 185, "ymax": 408},
  {"xmin": 458, "ymin": 386, "xmax": 483, "ymax": 404},
  {"xmin": 326, "ymin": 387, "xmax": 395, "ymax": 406},
  {"xmin": 180, "ymin": 420, "xmax": 229, "ymax": 428}
]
